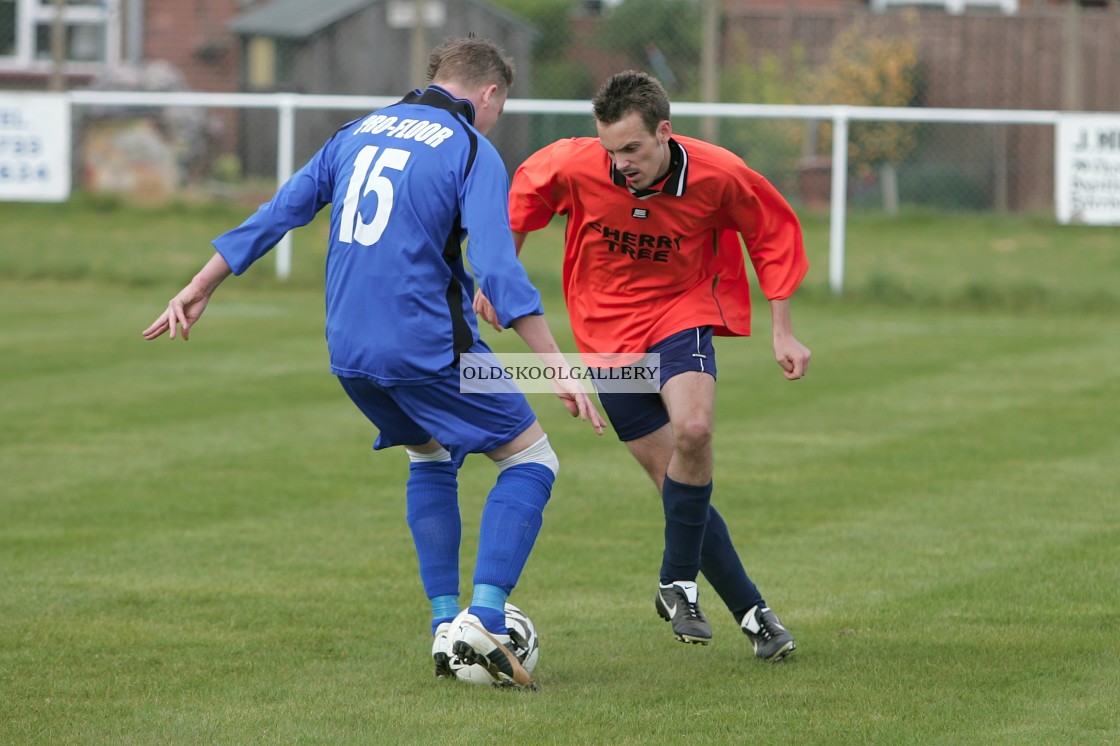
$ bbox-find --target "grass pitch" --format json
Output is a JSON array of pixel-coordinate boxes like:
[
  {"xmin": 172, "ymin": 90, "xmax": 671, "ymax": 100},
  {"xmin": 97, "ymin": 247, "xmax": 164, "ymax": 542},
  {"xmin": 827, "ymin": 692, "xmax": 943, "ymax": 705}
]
[{"xmin": 1, "ymin": 200, "xmax": 1118, "ymax": 744}]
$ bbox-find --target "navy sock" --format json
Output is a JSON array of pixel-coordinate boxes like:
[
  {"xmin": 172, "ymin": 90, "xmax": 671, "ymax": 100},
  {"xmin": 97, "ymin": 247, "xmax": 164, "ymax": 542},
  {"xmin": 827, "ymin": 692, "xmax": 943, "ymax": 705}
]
[
  {"xmin": 700, "ymin": 505, "xmax": 764, "ymax": 620},
  {"xmin": 660, "ymin": 475, "xmax": 712, "ymax": 584},
  {"xmin": 406, "ymin": 461, "xmax": 461, "ymax": 614},
  {"xmin": 473, "ymin": 462, "xmax": 554, "ymax": 616}
]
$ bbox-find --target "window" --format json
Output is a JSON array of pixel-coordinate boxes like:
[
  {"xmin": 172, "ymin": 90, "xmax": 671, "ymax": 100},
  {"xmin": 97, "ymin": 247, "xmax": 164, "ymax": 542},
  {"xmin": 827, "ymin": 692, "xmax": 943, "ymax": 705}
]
[
  {"xmin": 869, "ymin": 0, "xmax": 1018, "ymax": 14},
  {"xmin": 35, "ymin": 21, "xmax": 105, "ymax": 62},
  {"xmin": 0, "ymin": 0, "xmax": 120, "ymax": 71},
  {"xmin": 1, "ymin": 1, "xmax": 16, "ymax": 57},
  {"xmin": 246, "ymin": 37, "xmax": 299, "ymax": 91}
]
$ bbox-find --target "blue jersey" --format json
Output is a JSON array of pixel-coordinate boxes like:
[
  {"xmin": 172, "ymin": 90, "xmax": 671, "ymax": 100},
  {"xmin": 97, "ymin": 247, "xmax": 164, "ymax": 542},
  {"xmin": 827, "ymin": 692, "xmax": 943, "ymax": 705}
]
[{"xmin": 213, "ymin": 86, "xmax": 543, "ymax": 385}]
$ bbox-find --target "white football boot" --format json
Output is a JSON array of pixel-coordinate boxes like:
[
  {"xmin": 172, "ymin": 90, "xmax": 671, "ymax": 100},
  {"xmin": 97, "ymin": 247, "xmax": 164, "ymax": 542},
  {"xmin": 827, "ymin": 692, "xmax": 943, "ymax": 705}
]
[{"xmin": 449, "ymin": 610, "xmax": 537, "ymax": 690}]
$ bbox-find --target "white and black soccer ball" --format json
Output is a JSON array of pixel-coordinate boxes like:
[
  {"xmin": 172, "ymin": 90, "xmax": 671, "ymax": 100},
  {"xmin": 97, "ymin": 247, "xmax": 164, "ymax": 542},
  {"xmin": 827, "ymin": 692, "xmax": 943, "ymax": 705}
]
[{"xmin": 450, "ymin": 603, "xmax": 539, "ymax": 685}]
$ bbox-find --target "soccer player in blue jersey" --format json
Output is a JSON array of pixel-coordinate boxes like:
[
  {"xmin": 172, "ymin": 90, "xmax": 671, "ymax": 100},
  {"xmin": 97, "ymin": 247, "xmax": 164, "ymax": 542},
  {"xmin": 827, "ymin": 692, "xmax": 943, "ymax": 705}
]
[{"xmin": 143, "ymin": 37, "xmax": 603, "ymax": 691}]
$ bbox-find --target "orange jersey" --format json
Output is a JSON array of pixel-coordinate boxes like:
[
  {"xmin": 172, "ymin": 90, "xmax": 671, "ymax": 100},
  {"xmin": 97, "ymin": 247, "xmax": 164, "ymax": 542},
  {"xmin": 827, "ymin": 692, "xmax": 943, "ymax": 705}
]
[{"xmin": 509, "ymin": 135, "xmax": 808, "ymax": 357}]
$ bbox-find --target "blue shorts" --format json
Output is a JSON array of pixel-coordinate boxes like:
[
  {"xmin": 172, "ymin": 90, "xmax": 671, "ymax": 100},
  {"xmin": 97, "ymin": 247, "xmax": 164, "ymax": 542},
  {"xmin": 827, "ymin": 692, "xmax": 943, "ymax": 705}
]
[
  {"xmin": 595, "ymin": 326, "xmax": 717, "ymax": 442},
  {"xmin": 337, "ymin": 341, "xmax": 536, "ymax": 467}
]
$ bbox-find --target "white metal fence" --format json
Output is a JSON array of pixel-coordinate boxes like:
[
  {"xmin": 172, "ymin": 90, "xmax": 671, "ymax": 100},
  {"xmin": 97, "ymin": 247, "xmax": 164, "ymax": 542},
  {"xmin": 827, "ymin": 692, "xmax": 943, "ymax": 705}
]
[{"xmin": 63, "ymin": 90, "xmax": 1110, "ymax": 291}]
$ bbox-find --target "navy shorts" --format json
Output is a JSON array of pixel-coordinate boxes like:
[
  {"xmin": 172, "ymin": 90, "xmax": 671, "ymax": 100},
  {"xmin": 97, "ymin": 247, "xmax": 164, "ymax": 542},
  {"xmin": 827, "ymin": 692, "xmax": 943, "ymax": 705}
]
[
  {"xmin": 595, "ymin": 326, "xmax": 717, "ymax": 442},
  {"xmin": 337, "ymin": 341, "xmax": 536, "ymax": 468}
]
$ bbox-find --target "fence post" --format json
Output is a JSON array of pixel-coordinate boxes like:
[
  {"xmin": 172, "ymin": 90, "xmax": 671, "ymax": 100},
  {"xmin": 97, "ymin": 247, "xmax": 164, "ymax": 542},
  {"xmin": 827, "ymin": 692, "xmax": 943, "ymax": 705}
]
[
  {"xmin": 829, "ymin": 107, "xmax": 849, "ymax": 295},
  {"xmin": 275, "ymin": 94, "xmax": 296, "ymax": 280}
]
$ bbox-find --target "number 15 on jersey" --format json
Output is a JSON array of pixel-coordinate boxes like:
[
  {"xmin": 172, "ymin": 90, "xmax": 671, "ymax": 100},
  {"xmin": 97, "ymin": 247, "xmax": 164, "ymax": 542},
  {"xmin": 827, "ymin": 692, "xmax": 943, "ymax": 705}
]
[{"xmin": 338, "ymin": 145, "xmax": 411, "ymax": 246}]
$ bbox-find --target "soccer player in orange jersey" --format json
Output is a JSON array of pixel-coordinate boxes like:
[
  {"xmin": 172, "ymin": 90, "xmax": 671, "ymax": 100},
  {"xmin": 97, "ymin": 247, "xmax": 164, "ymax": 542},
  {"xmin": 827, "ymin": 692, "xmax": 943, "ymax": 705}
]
[{"xmin": 476, "ymin": 70, "xmax": 810, "ymax": 660}]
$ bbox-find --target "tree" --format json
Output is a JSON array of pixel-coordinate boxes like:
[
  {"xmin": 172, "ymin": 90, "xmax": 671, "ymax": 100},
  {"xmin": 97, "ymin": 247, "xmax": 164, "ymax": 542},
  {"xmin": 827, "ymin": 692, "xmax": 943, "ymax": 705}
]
[
  {"xmin": 593, "ymin": 0, "xmax": 702, "ymax": 94},
  {"xmin": 483, "ymin": 0, "xmax": 593, "ymax": 98},
  {"xmin": 810, "ymin": 15, "xmax": 921, "ymax": 214},
  {"xmin": 717, "ymin": 36, "xmax": 814, "ymax": 191}
]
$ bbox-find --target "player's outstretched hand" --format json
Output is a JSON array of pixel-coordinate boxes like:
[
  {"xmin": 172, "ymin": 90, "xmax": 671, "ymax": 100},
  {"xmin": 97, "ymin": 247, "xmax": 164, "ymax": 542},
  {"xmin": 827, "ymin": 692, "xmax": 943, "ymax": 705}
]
[
  {"xmin": 142, "ymin": 281, "xmax": 213, "ymax": 341},
  {"xmin": 774, "ymin": 334, "xmax": 811, "ymax": 380},
  {"xmin": 143, "ymin": 253, "xmax": 232, "ymax": 342},
  {"xmin": 551, "ymin": 376, "xmax": 606, "ymax": 435},
  {"xmin": 473, "ymin": 289, "xmax": 504, "ymax": 332}
]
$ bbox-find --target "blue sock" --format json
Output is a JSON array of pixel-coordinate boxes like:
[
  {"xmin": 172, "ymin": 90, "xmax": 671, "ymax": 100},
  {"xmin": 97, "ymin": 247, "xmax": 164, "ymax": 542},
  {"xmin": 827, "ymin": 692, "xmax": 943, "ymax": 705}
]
[
  {"xmin": 471, "ymin": 462, "xmax": 554, "ymax": 632},
  {"xmin": 660, "ymin": 475, "xmax": 712, "ymax": 584},
  {"xmin": 468, "ymin": 584, "xmax": 509, "ymax": 634},
  {"xmin": 430, "ymin": 595, "xmax": 460, "ymax": 634},
  {"xmin": 406, "ymin": 460, "xmax": 460, "ymax": 631},
  {"xmin": 700, "ymin": 505, "xmax": 764, "ymax": 619}
]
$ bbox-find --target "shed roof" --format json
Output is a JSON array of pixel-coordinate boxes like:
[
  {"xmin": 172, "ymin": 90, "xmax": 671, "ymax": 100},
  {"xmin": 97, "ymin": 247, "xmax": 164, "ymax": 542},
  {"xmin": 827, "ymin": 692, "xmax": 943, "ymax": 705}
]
[
  {"xmin": 229, "ymin": 0, "xmax": 536, "ymax": 40},
  {"xmin": 228, "ymin": 0, "xmax": 372, "ymax": 39}
]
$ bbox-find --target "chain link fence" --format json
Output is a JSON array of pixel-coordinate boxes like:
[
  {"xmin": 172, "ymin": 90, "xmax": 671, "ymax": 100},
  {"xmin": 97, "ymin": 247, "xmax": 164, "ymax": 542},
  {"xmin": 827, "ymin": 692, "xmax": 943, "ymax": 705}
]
[{"xmin": 3, "ymin": 0, "xmax": 1120, "ymax": 213}]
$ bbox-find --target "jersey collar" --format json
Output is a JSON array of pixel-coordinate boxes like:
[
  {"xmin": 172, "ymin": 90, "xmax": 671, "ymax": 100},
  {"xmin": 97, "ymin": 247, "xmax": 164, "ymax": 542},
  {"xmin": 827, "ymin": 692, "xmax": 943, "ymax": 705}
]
[
  {"xmin": 609, "ymin": 137, "xmax": 688, "ymax": 199},
  {"xmin": 400, "ymin": 84, "xmax": 475, "ymax": 125}
]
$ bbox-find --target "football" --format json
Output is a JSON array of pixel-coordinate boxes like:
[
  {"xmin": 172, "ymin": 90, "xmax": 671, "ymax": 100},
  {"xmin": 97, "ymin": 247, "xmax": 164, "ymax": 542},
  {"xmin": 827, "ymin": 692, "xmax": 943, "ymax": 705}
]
[{"xmin": 450, "ymin": 603, "xmax": 539, "ymax": 685}]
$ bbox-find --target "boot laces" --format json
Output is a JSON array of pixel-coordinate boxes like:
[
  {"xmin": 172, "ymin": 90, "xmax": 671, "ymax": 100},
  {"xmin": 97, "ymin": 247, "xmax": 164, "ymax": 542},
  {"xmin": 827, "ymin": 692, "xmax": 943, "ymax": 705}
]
[{"xmin": 756, "ymin": 610, "xmax": 782, "ymax": 640}]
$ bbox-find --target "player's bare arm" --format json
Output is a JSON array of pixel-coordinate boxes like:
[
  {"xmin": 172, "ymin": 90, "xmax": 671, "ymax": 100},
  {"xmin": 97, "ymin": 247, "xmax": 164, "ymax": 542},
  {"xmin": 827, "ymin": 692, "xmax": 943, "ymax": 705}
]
[
  {"xmin": 142, "ymin": 252, "xmax": 233, "ymax": 341},
  {"xmin": 769, "ymin": 297, "xmax": 811, "ymax": 380}
]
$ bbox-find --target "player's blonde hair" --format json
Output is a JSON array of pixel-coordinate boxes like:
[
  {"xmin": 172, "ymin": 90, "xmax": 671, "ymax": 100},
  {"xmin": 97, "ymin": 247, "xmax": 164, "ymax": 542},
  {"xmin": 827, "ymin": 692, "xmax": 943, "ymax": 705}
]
[
  {"xmin": 428, "ymin": 36, "xmax": 515, "ymax": 93},
  {"xmin": 592, "ymin": 70, "xmax": 671, "ymax": 135}
]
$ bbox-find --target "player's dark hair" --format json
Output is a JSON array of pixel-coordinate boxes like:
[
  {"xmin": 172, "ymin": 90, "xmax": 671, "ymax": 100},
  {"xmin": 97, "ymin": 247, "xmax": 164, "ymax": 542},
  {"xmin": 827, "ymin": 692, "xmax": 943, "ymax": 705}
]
[
  {"xmin": 592, "ymin": 70, "xmax": 670, "ymax": 134},
  {"xmin": 428, "ymin": 36, "xmax": 514, "ymax": 92}
]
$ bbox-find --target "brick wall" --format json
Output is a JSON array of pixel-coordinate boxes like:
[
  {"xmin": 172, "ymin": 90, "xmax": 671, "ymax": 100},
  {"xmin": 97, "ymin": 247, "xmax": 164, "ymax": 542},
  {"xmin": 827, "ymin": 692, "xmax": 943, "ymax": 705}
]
[{"xmin": 143, "ymin": 0, "xmax": 246, "ymax": 93}]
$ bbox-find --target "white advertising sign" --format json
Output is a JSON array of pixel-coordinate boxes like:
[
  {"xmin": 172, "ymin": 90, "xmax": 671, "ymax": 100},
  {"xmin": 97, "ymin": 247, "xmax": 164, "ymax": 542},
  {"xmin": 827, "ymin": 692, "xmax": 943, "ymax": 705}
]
[
  {"xmin": 1055, "ymin": 114, "xmax": 1120, "ymax": 225},
  {"xmin": 0, "ymin": 93, "xmax": 71, "ymax": 202}
]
